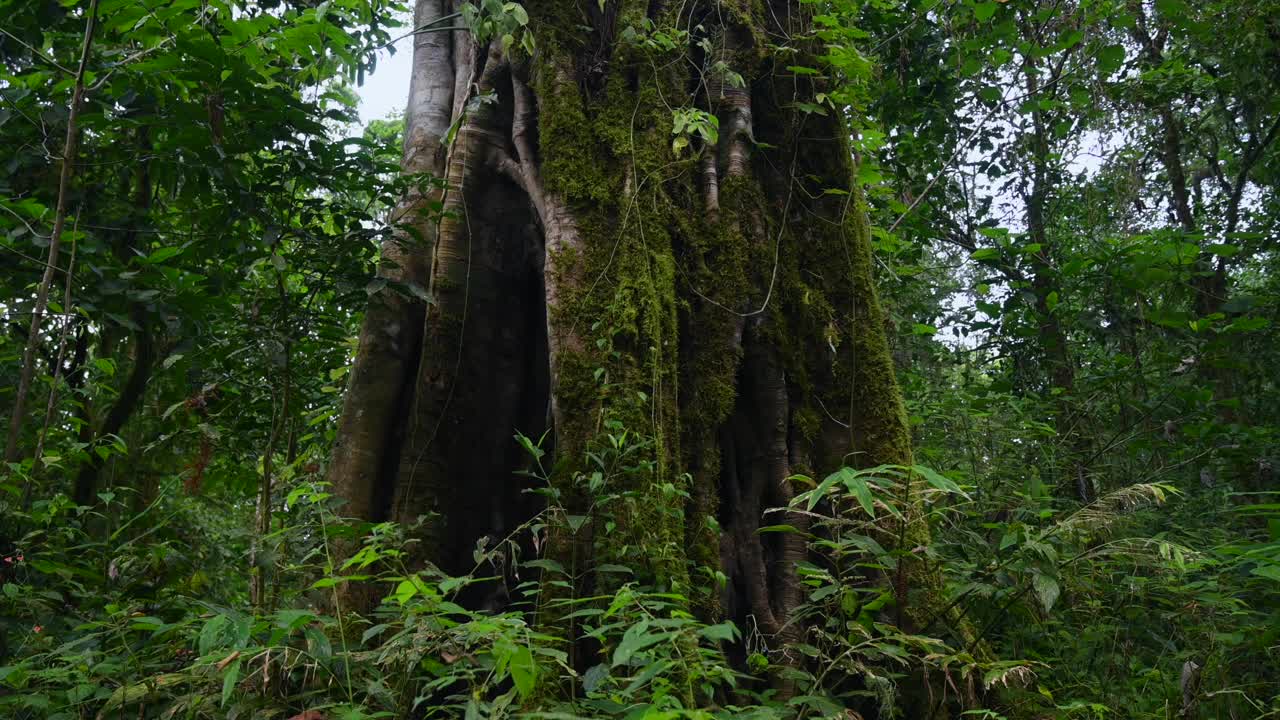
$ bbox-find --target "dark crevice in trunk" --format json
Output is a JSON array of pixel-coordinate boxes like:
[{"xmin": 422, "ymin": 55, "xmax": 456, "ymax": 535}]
[
  {"xmin": 580, "ymin": 0, "xmax": 619, "ymax": 96},
  {"xmin": 369, "ymin": 303, "xmax": 426, "ymax": 524},
  {"xmin": 719, "ymin": 323, "xmax": 803, "ymax": 648},
  {"xmin": 395, "ymin": 167, "xmax": 550, "ymax": 609}
]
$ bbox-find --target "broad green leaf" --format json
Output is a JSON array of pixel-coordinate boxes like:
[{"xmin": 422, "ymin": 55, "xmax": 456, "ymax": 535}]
[
  {"xmin": 1250, "ymin": 563, "xmax": 1280, "ymax": 582},
  {"xmin": 1033, "ymin": 573, "xmax": 1060, "ymax": 612},
  {"xmin": 221, "ymin": 659, "xmax": 240, "ymax": 706},
  {"xmin": 843, "ymin": 471, "xmax": 876, "ymax": 518},
  {"xmin": 1098, "ymin": 44, "xmax": 1125, "ymax": 74},
  {"xmin": 698, "ymin": 621, "xmax": 739, "ymax": 643},
  {"xmin": 912, "ymin": 465, "xmax": 968, "ymax": 498},
  {"xmin": 509, "ymin": 645, "xmax": 536, "ymax": 698}
]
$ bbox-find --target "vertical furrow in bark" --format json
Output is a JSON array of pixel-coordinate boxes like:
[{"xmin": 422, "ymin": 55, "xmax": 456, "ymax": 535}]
[
  {"xmin": 525, "ymin": 2, "xmax": 693, "ymax": 601},
  {"xmin": 748, "ymin": 325, "xmax": 802, "ymax": 641},
  {"xmin": 725, "ymin": 379, "xmax": 779, "ymax": 639},
  {"xmin": 327, "ymin": 0, "xmax": 452, "ymax": 609},
  {"xmin": 390, "ymin": 44, "xmax": 510, "ymax": 560},
  {"xmin": 679, "ymin": 27, "xmax": 760, "ymax": 612}
]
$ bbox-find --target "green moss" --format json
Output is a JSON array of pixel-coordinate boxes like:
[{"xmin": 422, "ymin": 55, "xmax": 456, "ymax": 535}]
[
  {"xmin": 528, "ymin": 17, "xmax": 699, "ymax": 594},
  {"xmin": 525, "ymin": 3, "xmax": 960, "ymax": 644},
  {"xmin": 844, "ymin": 185, "xmax": 913, "ymax": 469}
]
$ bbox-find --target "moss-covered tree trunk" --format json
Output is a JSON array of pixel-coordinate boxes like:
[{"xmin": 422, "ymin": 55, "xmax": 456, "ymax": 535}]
[{"xmin": 328, "ymin": 0, "xmax": 946, "ymax": 656}]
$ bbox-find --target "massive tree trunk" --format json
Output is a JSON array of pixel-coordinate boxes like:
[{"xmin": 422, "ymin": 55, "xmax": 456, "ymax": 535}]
[{"xmin": 328, "ymin": 0, "xmax": 944, "ymax": 658}]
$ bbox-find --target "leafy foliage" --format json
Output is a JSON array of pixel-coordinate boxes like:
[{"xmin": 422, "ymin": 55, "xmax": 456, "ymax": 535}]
[{"xmin": 3, "ymin": 0, "xmax": 1280, "ymax": 718}]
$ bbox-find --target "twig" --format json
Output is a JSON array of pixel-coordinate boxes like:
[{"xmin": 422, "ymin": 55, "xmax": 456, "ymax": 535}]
[
  {"xmin": 0, "ymin": 27, "xmax": 75, "ymax": 75},
  {"xmin": 375, "ymin": 11, "xmax": 463, "ymax": 51},
  {"xmin": 4, "ymin": 0, "xmax": 99, "ymax": 464},
  {"xmin": 27, "ymin": 214, "xmax": 79, "ymax": 507}
]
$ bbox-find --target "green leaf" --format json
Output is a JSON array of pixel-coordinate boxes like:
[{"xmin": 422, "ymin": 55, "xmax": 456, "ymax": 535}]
[
  {"xmin": 522, "ymin": 558, "xmax": 567, "ymax": 574},
  {"xmin": 1226, "ymin": 317, "xmax": 1269, "ymax": 333},
  {"xmin": 583, "ymin": 663, "xmax": 610, "ymax": 692},
  {"xmin": 142, "ymin": 246, "xmax": 184, "ymax": 264},
  {"xmin": 361, "ymin": 624, "xmax": 390, "ymax": 644},
  {"xmin": 974, "ymin": 2, "xmax": 997, "ymax": 22},
  {"xmin": 698, "ymin": 621, "xmax": 739, "ymax": 643},
  {"xmin": 843, "ymin": 471, "xmax": 876, "ymax": 517},
  {"xmin": 912, "ymin": 465, "xmax": 968, "ymax": 497},
  {"xmin": 221, "ymin": 659, "xmax": 241, "ymax": 706},
  {"xmin": 509, "ymin": 645, "xmax": 536, "ymax": 698},
  {"xmin": 503, "ymin": 2, "xmax": 528, "ymax": 26},
  {"xmin": 758, "ymin": 524, "xmax": 801, "ymax": 534},
  {"xmin": 1250, "ymin": 563, "xmax": 1280, "ymax": 582},
  {"xmin": 1098, "ymin": 44, "xmax": 1125, "ymax": 74},
  {"xmin": 392, "ymin": 578, "xmax": 421, "ymax": 605},
  {"xmin": 1032, "ymin": 573, "xmax": 1060, "ymax": 612},
  {"xmin": 806, "ymin": 468, "xmax": 845, "ymax": 510},
  {"xmin": 198, "ymin": 614, "xmax": 231, "ymax": 655},
  {"xmin": 275, "ymin": 609, "xmax": 317, "ymax": 630},
  {"xmin": 611, "ymin": 621, "xmax": 673, "ymax": 667}
]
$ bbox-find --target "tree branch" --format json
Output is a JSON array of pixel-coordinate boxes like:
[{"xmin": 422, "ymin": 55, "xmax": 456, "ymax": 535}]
[{"xmin": 5, "ymin": 0, "xmax": 99, "ymax": 464}]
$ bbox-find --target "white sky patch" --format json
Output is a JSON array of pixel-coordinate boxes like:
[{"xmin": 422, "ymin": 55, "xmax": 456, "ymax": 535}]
[{"xmin": 355, "ymin": 22, "xmax": 414, "ymax": 126}]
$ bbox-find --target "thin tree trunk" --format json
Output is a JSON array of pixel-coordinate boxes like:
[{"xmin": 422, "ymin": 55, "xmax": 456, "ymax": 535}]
[
  {"xmin": 252, "ymin": 265, "xmax": 294, "ymax": 608},
  {"xmin": 33, "ymin": 233, "xmax": 77, "ymax": 466},
  {"xmin": 72, "ymin": 310, "xmax": 154, "ymax": 506},
  {"xmin": 1020, "ymin": 38, "xmax": 1090, "ymax": 503},
  {"xmin": 1131, "ymin": 7, "xmax": 1251, "ymax": 423},
  {"xmin": 5, "ymin": 0, "xmax": 99, "ymax": 464},
  {"xmin": 71, "ymin": 123, "xmax": 155, "ymax": 507}
]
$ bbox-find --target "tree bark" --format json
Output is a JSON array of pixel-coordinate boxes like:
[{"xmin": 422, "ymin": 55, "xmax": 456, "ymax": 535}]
[
  {"xmin": 328, "ymin": 0, "xmax": 954, "ymax": 670},
  {"xmin": 325, "ymin": 0, "xmax": 453, "ymax": 611}
]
